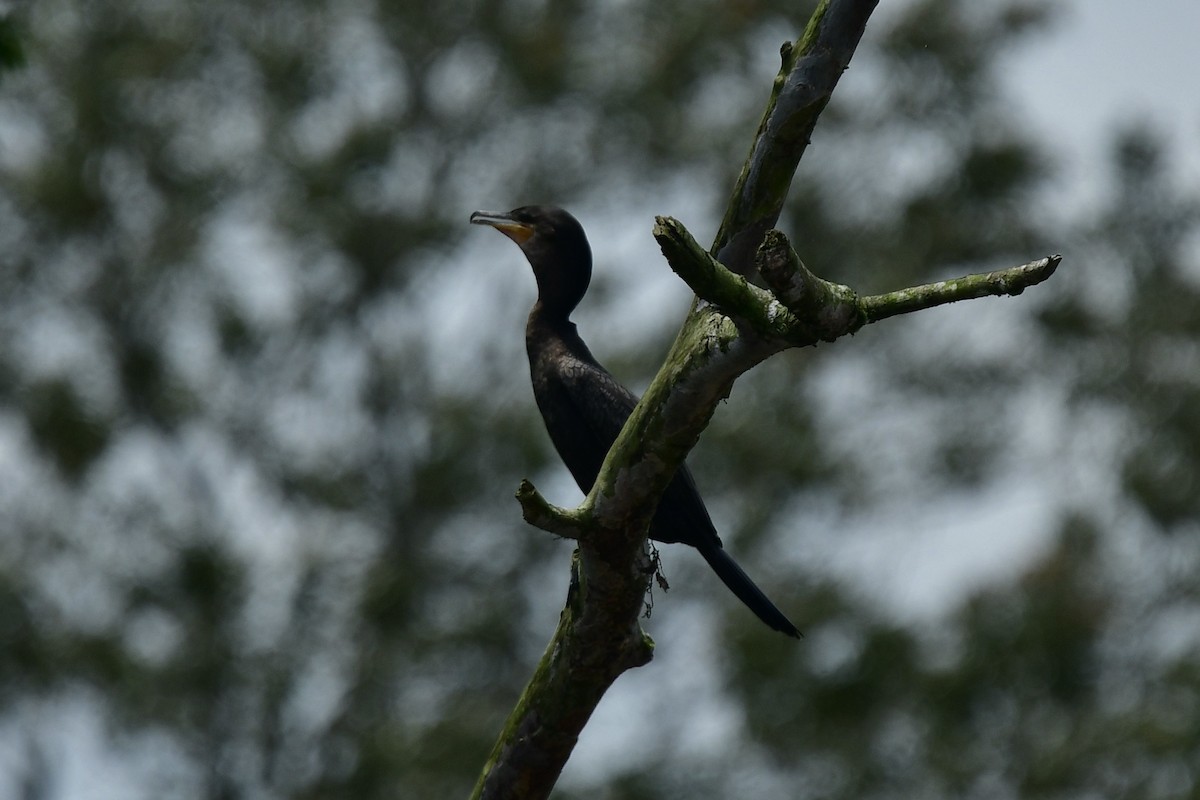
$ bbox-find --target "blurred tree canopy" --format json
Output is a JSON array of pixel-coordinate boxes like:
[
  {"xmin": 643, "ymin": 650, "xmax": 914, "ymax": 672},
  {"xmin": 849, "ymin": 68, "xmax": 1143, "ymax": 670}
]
[{"xmin": 0, "ymin": 0, "xmax": 1197, "ymax": 798}]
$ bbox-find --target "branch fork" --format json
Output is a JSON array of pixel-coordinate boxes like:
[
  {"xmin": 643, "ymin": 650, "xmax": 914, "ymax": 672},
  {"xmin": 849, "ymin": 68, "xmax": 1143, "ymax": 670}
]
[{"xmin": 657, "ymin": 216, "xmax": 1061, "ymax": 347}]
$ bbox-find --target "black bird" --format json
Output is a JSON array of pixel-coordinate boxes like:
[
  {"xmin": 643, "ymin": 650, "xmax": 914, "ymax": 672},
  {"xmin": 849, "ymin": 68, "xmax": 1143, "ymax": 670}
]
[{"xmin": 470, "ymin": 205, "xmax": 800, "ymax": 638}]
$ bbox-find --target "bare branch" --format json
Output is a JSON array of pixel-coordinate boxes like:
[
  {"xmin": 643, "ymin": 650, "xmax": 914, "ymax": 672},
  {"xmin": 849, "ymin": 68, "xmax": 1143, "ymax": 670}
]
[
  {"xmin": 859, "ymin": 255, "xmax": 1063, "ymax": 323},
  {"xmin": 712, "ymin": 0, "xmax": 880, "ymax": 276},
  {"xmin": 473, "ymin": 553, "xmax": 654, "ymax": 800},
  {"xmin": 654, "ymin": 216, "xmax": 796, "ymax": 340},
  {"xmin": 757, "ymin": 231, "xmax": 1061, "ymax": 338},
  {"xmin": 515, "ymin": 479, "xmax": 591, "ymax": 541},
  {"xmin": 663, "ymin": 224, "xmax": 1061, "ymax": 347},
  {"xmin": 756, "ymin": 228, "xmax": 864, "ymax": 342}
]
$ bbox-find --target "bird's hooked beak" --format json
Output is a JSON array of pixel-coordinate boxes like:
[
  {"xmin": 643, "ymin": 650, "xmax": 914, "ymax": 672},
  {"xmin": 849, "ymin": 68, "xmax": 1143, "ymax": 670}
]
[{"xmin": 469, "ymin": 210, "xmax": 534, "ymax": 245}]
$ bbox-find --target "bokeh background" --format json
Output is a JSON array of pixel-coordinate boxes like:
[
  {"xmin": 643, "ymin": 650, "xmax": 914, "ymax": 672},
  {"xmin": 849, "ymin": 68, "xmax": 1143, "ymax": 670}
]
[{"xmin": 2, "ymin": 0, "xmax": 1199, "ymax": 797}]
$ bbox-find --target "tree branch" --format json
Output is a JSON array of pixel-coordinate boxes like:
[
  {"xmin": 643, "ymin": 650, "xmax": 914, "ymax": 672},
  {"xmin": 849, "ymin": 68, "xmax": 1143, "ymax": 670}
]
[
  {"xmin": 712, "ymin": 0, "xmax": 880, "ymax": 276},
  {"xmin": 472, "ymin": 552, "xmax": 653, "ymax": 800},
  {"xmin": 654, "ymin": 216, "xmax": 798, "ymax": 341},
  {"xmin": 662, "ymin": 223, "xmax": 1061, "ymax": 347},
  {"xmin": 756, "ymin": 228, "xmax": 864, "ymax": 342},
  {"xmin": 858, "ymin": 255, "xmax": 1063, "ymax": 323},
  {"xmin": 515, "ymin": 479, "xmax": 591, "ymax": 541}
]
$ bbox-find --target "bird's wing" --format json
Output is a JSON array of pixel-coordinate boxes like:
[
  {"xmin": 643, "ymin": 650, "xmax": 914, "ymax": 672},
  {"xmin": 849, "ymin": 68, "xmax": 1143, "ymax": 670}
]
[
  {"xmin": 554, "ymin": 356, "xmax": 722, "ymax": 549},
  {"xmin": 549, "ymin": 355, "xmax": 639, "ymax": 488}
]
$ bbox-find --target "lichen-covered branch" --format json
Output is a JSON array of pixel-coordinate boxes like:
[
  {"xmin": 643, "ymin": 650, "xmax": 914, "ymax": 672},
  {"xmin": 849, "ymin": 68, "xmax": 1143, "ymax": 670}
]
[
  {"xmin": 515, "ymin": 479, "xmax": 592, "ymax": 541},
  {"xmin": 712, "ymin": 0, "xmax": 880, "ymax": 276},
  {"xmin": 653, "ymin": 216, "xmax": 797, "ymax": 340},
  {"xmin": 756, "ymin": 228, "xmax": 864, "ymax": 341},
  {"xmin": 662, "ymin": 221, "xmax": 1061, "ymax": 348},
  {"xmin": 472, "ymin": 553, "xmax": 653, "ymax": 800},
  {"xmin": 858, "ymin": 255, "xmax": 1063, "ymax": 323}
]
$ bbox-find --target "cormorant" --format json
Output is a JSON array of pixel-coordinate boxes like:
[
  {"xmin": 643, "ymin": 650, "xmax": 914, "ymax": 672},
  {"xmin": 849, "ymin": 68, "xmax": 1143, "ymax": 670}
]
[{"xmin": 470, "ymin": 205, "xmax": 800, "ymax": 638}]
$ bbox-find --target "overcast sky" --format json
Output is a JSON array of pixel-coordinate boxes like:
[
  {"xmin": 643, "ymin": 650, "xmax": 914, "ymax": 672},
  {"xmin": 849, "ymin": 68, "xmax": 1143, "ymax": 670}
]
[{"xmin": 1005, "ymin": 0, "xmax": 1200, "ymax": 210}]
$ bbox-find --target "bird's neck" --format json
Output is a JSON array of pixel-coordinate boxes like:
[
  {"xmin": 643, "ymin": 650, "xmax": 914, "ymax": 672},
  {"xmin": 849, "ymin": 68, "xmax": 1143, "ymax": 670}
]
[
  {"xmin": 527, "ymin": 299, "xmax": 573, "ymax": 330},
  {"xmin": 526, "ymin": 302, "xmax": 596, "ymax": 365}
]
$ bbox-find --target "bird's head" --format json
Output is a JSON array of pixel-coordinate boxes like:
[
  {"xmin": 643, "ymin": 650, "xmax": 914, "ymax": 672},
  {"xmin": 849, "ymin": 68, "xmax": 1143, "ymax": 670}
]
[{"xmin": 470, "ymin": 205, "xmax": 593, "ymax": 319}]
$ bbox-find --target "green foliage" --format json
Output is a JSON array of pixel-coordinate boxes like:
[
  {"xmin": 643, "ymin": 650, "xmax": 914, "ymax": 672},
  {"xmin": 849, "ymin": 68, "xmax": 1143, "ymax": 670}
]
[
  {"xmin": 22, "ymin": 378, "xmax": 112, "ymax": 479},
  {"xmin": 1040, "ymin": 127, "xmax": 1200, "ymax": 529},
  {"xmin": 0, "ymin": 17, "xmax": 24, "ymax": 73}
]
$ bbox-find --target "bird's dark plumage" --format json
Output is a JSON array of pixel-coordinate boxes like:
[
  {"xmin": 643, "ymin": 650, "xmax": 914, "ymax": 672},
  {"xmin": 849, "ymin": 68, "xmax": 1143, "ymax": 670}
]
[{"xmin": 470, "ymin": 205, "xmax": 800, "ymax": 638}]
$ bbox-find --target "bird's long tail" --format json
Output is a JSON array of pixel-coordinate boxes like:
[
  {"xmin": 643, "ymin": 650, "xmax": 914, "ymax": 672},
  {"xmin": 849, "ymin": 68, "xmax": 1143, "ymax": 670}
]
[{"xmin": 697, "ymin": 545, "xmax": 802, "ymax": 638}]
